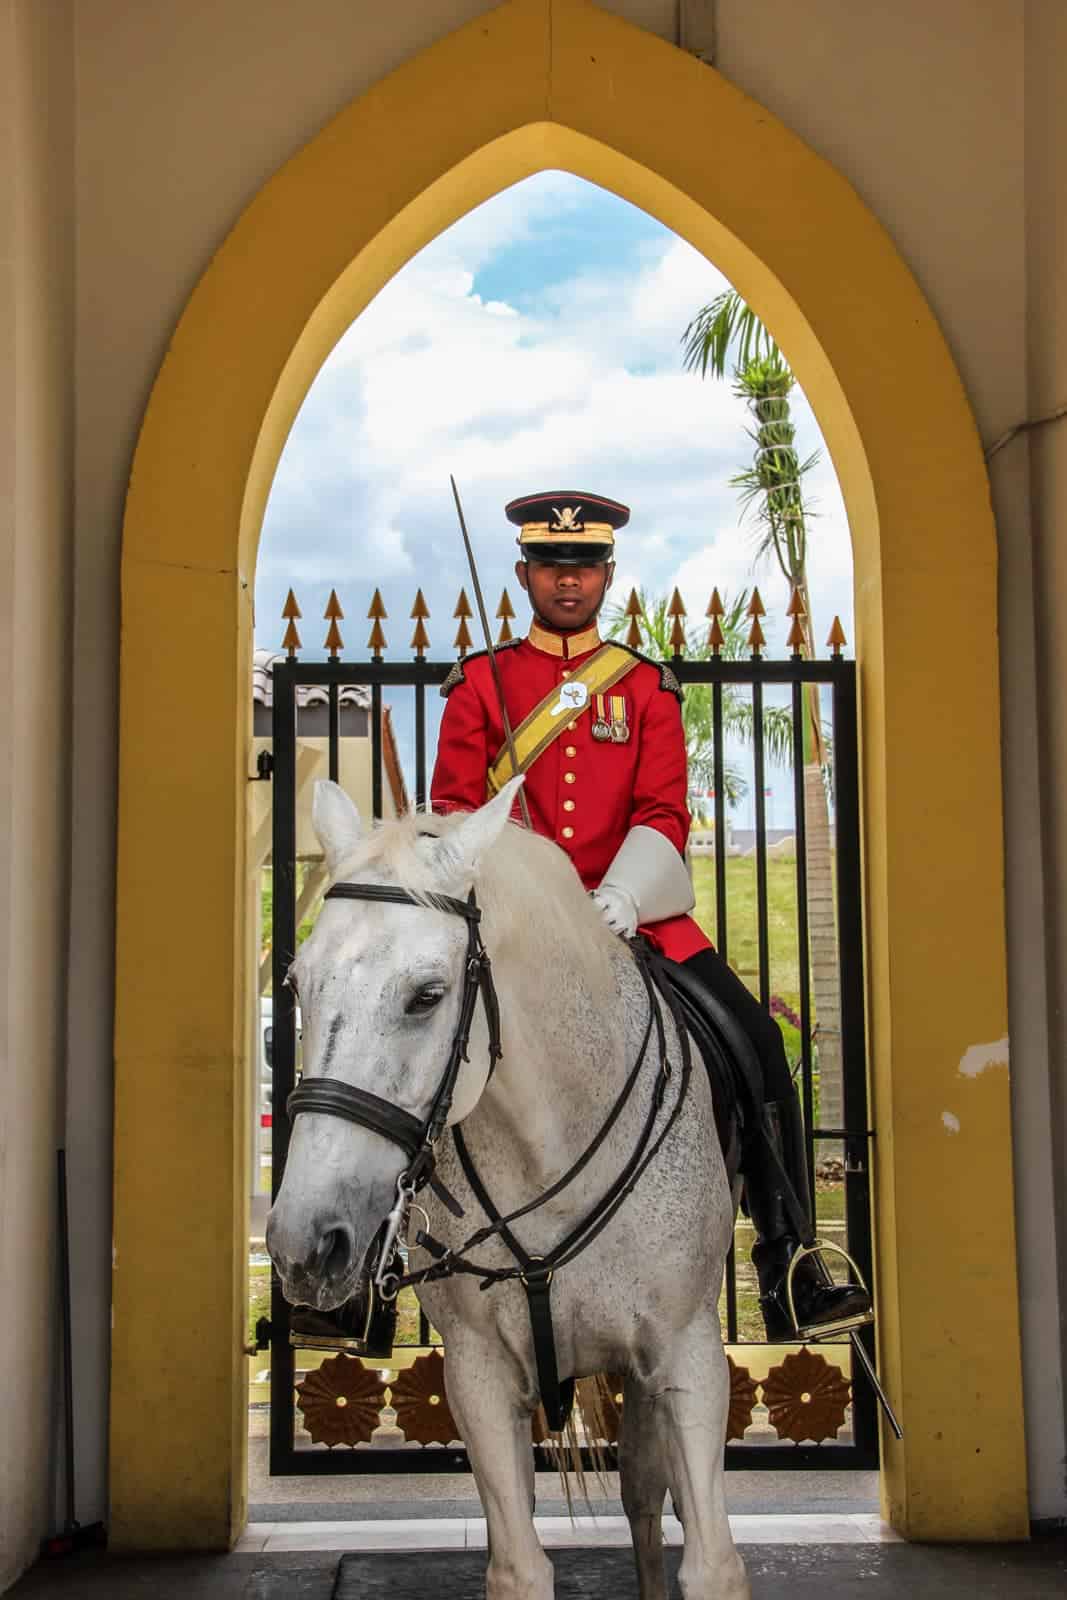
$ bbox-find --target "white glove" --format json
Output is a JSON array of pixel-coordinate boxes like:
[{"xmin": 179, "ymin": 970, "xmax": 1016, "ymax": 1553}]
[
  {"xmin": 597, "ymin": 825, "xmax": 695, "ymax": 926},
  {"xmin": 591, "ymin": 884, "xmax": 639, "ymax": 938}
]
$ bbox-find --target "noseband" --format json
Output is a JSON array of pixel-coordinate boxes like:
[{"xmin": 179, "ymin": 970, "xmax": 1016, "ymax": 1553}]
[{"xmin": 286, "ymin": 883, "xmax": 502, "ymax": 1198}]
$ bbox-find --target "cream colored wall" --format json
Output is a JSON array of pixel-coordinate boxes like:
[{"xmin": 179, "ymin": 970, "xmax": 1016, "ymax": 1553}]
[
  {"xmin": 717, "ymin": 0, "xmax": 1062, "ymax": 1528},
  {"xmin": 44, "ymin": 0, "xmax": 1059, "ymax": 1537},
  {"xmin": 0, "ymin": 1, "xmax": 75, "ymax": 1588},
  {"xmin": 69, "ymin": 0, "xmax": 497, "ymax": 1535}
]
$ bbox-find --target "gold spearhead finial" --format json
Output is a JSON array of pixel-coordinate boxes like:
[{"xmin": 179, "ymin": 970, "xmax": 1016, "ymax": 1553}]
[
  {"xmin": 496, "ymin": 588, "xmax": 515, "ymax": 643},
  {"xmin": 669, "ymin": 614, "xmax": 687, "ymax": 656},
  {"xmin": 367, "ymin": 588, "xmax": 387, "ymax": 621},
  {"xmin": 409, "ymin": 590, "xmax": 430, "ymax": 657},
  {"xmin": 786, "ymin": 615, "xmax": 806, "ymax": 656},
  {"xmin": 410, "ymin": 617, "xmax": 430, "ymax": 658},
  {"xmin": 453, "ymin": 588, "xmax": 472, "ymax": 620},
  {"xmin": 282, "ymin": 588, "xmax": 302, "ymax": 620},
  {"xmin": 667, "ymin": 587, "xmax": 687, "ymax": 619},
  {"xmin": 747, "ymin": 587, "xmax": 766, "ymax": 619},
  {"xmin": 708, "ymin": 616, "xmax": 725, "ymax": 655},
  {"xmin": 624, "ymin": 588, "xmax": 643, "ymax": 648},
  {"xmin": 282, "ymin": 618, "xmax": 302, "ymax": 658},
  {"xmin": 748, "ymin": 615, "xmax": 766, "ymax": 656},
  {"xmin": 322, "ymin": 591, "xmax": 344, "ymax": 656},
  {"xmin": 706, "ymin": 588, "xmax": 725, "ymax": 618},
  {"xmin": 367, "ymin": 618, "xmax": 387, "ymax": 658},
  {"xmin": 454, "ymin": 616, "xmax": 473, "ymax": 656},
  {"xmin": 826, "ymin": 616, "xmax": 848, "ymax": 656},
  {"xmin": 786, "ymin": 586, "xmax": 806, "ymax": 618}
]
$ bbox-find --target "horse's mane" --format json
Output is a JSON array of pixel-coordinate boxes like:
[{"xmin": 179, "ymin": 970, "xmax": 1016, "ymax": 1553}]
[{"xmin": 332, "ymin": 809, "xmax": 619, "ymax": 996}]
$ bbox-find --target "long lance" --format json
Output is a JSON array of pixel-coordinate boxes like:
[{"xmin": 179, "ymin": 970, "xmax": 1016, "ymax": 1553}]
[{"xmin": 450, "ymin": 476, "xmax": 533, "ymax": 831}]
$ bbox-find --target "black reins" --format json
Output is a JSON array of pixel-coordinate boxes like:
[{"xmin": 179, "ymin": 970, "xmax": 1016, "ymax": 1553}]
[{"xmin": 285, "ymin": 881, "xmax": 692, "ymax": 1433}]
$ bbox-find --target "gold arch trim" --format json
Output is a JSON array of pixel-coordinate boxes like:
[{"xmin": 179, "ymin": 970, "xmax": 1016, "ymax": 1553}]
[{"xmin": 113, "ymin": 0, "xmax": 1026, "ymax": 1547}]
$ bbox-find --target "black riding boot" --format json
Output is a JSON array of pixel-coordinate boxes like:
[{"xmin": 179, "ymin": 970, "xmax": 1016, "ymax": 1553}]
[{"xmin": 744, "ymin": 1097, "xmax": 872, "ymax": 1342}]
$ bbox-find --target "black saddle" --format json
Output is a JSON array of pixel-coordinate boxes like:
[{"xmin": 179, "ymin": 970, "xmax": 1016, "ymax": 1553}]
[{"xmin": 652, "ymin": 955, "xmax": 766, "ymax": 1185}]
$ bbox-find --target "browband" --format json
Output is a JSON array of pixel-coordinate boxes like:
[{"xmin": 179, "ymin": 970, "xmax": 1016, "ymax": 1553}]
[{"xmin": 324, "ymin": 882, "xmax": 480, "ymax": 921}]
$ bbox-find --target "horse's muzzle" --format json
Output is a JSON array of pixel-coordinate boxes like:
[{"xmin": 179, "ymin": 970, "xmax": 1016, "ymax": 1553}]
[{"xmin": 265, "ymin": 1209, "xmax": 360, "ymax": 1310}]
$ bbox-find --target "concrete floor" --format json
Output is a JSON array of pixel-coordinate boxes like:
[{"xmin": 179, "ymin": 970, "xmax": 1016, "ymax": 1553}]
[
  {"xmin": 247, "ymin": 1438, "xmax": 882, "ymax": 1520},
  {"xmin": 12, "ymin": 1444, "xmax": 1060, "ymax": 1596},
  {"xmin": 10, "ymin": 1537, "xmax": 1067, "ymax": 1597}
]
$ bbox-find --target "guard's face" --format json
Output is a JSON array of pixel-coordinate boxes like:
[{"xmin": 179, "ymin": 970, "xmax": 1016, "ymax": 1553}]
[{"xmin": 516, "ymin": 557, "xmax": 614, "ymax": 633}]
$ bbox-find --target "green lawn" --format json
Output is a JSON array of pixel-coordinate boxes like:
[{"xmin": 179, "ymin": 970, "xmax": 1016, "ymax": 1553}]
[{"xmin": 691, "ymin": 854, "xmax": 803, "ymax": 1009}]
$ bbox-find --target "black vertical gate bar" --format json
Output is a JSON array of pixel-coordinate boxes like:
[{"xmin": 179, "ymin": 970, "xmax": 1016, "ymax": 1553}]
[
  {"xmin": 724, "ymin": 1241, "xmax": 738, "ymax": 1343},
  {"xmin": 414, "ymin": 676, "xmax": 427, "ymax": 813},
  {"xmin": 751, "ymin": 680, "xmax": 771, "ymax": 1008},
  {"xmin": 371, "ymin": 682, "xmax": 383, "ymax": 819},
  {"xmin": 415, "ymin": 672, "xmax": 430, "ymax": 1344},
  {"xmin": 712, "ymin": 680, "xmax": 728, "ymax": 960},
  {"xmin": 328, "ymin": 677, "xmax": 339, "ymax": 783},
  {"xmin": 830, "ymin": 663, "xmax": 877, "ymax": 1458},
  {"xmin": 709, "ymin": 676, "xmax": 735, "ymax": 1340},
  {"xmin": 791, "ymin": 679, "xmax": 816, "ymax": 1197},
  {"xmin": 270, "ymin": 660, "xmax": 299, "ymax": 1470}
]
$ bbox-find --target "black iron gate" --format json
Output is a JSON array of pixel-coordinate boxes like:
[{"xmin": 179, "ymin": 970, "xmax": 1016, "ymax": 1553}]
[{"xmin": 266, "ymin": 632, "xmax": 877, "ymax": 1475}]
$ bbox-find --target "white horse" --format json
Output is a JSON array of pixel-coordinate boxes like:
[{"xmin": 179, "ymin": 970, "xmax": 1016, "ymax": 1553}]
[{"xmin": 266, "ymin": 777, "xmax": 749, "ymax": 1600}]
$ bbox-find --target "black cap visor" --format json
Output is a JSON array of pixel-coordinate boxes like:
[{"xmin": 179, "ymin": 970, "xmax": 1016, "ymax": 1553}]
[{"xmin": 522, "ymin": 541, "xmax": 614, "ymax": 566}]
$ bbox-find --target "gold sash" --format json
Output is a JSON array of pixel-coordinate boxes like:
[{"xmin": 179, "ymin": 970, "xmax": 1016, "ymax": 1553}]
[{"xmin": 487, "ymin": 643, "xmax": 640, "ymax": 793}]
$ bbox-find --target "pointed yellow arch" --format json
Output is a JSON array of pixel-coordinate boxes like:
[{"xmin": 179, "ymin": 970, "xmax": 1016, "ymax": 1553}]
[{"xmin": 113, "ymin": 0, "xmax": 1026, "ymax": 1547}]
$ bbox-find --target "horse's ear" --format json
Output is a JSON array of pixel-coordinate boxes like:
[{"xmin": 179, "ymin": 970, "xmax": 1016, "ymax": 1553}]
[
  {"xmin": 433, "ymin": 776, "xmax": 524, "ymax": 884},
  {"xmin": 312, "ymin": 780, "xmax": 364, "ymax": 876}
]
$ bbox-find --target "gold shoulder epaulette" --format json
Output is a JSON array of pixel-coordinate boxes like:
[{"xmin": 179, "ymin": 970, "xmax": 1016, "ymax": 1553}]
[
  {"xmin": 440, "ymin": 660, "xmax": 467, "ymax": 698},
  {"xmin": 658, "ymin": 662, "xmax": 683, "ymax": 699},
  {"xmin": 440, "ymin": 638, "xmax": 521, "ymax": 699}
]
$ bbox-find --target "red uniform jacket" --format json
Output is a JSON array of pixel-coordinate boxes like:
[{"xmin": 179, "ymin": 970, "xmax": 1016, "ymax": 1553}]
[{"xmin": 430, "ymin": 620, "xmax": 711, "ymax": 963}]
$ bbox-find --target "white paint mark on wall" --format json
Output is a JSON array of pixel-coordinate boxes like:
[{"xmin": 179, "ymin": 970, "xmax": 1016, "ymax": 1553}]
[
  {"xmin": 959, "ymin": 1037, "xmax": 1009, "ymax": 1078},
  {"xmin": 942, "ymin": 1111, "xmax": 961, "ymax": 1134}
]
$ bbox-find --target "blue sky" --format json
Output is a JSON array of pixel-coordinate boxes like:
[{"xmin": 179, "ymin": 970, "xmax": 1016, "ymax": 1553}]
[{"xmin": 255, "ymin": 172, "xmax": 854, "ymax": 827}]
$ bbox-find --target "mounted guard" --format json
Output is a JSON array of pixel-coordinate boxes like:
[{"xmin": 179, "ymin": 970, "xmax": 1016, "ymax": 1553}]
[
  {"xmin": 286, "ymin": 484, "xmax": 874, "ymax": 1373},
  {"xmin": 429, "ymin": 488, "xmax": 873, "ymax": 1347}
]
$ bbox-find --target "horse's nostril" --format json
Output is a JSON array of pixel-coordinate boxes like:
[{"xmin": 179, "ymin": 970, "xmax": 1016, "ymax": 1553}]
[{"xmin": 311, "ymin": 1224, "xmax": 354, "ymax": 1284}]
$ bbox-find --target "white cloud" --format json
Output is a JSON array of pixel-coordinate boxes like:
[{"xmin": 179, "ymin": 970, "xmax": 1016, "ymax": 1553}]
[{"xmin": 256, "ymin": 174, "xmax": 855, "ymax": 672}]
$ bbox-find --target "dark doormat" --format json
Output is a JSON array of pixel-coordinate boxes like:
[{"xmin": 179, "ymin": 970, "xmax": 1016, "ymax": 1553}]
[{"xmin": 334, "ymin": 1540, "xmax": 1067, "ymax": 1598}]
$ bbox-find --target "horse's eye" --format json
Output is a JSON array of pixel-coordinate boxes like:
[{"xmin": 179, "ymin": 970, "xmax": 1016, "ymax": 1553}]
[{"xmin": 406, "ymin": 982, "xmax": 445, "ymax": 1016}]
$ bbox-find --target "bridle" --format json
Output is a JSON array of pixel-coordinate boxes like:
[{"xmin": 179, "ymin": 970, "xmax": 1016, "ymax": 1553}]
[
  {"xmin": 286, "ymin": 881, "xmax": 501, "ymax": 1291},
  {"xmin": 285, "ymin": 879, "xmax": 692, "ymax": 1432}
]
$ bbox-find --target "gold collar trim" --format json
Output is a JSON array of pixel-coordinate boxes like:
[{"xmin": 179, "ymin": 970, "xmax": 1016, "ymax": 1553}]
[{"xmin": 527, "ymin": 620, "xmax": 602, "ymax": 659}]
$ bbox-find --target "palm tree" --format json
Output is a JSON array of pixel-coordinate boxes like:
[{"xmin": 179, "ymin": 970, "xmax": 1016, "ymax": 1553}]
[{"xmin": 682, "ymin": 294, "xmax": 845, "ymax": 1135}]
